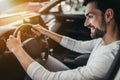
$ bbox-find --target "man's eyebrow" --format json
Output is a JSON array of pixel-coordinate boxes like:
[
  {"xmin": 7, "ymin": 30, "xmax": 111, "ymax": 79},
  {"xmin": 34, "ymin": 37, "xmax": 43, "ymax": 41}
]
[{"xmin": 85, "ymin": 12, "xmax": 95, "ymax": 16}]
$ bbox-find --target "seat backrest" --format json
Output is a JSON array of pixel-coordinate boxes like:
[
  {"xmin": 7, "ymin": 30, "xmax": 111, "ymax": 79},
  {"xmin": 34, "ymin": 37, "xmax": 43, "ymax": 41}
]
[{"xmin": 104, "ymin": 45, "xmax": 120, "ymax": 80}]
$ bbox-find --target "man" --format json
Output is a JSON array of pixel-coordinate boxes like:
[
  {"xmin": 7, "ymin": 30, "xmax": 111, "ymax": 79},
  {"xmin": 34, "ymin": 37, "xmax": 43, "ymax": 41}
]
[{"xmin": 6, "ymin": 0, "xmax": 120, "ymax": 80}]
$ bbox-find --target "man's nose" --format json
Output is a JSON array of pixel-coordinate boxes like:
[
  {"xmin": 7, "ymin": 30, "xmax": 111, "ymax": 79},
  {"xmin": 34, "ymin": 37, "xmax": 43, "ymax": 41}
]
[{"xmin": 84, "ymin": 19, "xmax": 90, "ymax": 27}]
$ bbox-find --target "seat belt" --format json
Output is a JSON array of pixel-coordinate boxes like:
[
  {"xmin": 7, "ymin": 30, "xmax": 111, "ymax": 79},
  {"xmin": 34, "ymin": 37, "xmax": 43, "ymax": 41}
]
[{"xmin": 104, "ymin": 45, "xmax": 120, "ymax": 80}]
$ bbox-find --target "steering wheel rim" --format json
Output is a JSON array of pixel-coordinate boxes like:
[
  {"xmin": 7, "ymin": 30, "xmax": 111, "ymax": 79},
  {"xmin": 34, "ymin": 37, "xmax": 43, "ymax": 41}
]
[
  {"xmin": 13, "ymin": 24, "xmax": 49, "ymax": 65},
  {"xmin": 13, "ymin": 24, "xmax": 34, "ymax": 42}
]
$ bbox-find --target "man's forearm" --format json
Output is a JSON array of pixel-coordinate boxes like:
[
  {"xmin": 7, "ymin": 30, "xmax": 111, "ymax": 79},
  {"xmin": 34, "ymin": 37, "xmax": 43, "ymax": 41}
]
[
  {"xmin": 42, "ymin": 29, "xmax": 63, "ymax": 43},
  {"xmin": 12, "ymin": 46, "xmax": 34, "ymax": 71}
]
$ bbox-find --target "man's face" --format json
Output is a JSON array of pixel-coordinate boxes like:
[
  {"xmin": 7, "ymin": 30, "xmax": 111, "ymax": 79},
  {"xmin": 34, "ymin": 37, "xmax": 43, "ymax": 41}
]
[{"xmin": 84, "ymin": 2, "xmax": 107, "ymax": 39}]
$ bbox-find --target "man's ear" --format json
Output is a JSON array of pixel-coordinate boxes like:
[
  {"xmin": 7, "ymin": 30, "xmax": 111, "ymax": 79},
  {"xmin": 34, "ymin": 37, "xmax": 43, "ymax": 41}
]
[{"xmin": 104, "ymin": 8, "xmax": 114, "ymax": 23}]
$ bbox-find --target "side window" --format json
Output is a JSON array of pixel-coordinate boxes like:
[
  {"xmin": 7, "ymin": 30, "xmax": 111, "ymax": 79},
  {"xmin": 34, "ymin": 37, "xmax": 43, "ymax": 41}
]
[{"xmin": 50, "ymin": 0, "xmax": 85, "ymax": 14}]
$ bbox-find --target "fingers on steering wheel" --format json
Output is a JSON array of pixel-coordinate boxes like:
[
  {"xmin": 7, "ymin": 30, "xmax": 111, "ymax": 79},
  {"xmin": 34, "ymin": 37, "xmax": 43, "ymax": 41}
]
[
  {"xmin": 31, "ymin": 28, "xmax": 41, "ymax": 36},
  {"xmin": 17, "ymin": 31, "xmax": 21, "ymax": 42}
]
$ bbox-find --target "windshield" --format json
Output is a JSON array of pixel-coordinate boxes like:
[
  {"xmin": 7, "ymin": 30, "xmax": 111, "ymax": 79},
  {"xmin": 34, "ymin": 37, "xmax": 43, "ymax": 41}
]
[
  {"xmin": 0, "ymin": 0, "xmax": 49, "ymax": 26},
  {"xmin": 0, "ymin": 0, "xmax": 30, "ymax": 13}
]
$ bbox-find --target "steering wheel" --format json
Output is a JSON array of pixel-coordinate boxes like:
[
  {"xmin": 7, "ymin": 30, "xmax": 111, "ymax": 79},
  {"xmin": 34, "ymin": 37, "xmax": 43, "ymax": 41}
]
[
  {"xmin": 13, "ymin": 24, "xmax": 35, "ymax": 42},
  {"xmin": 13, "ymin": 24, "xmax": 49, "ymax": 65}
]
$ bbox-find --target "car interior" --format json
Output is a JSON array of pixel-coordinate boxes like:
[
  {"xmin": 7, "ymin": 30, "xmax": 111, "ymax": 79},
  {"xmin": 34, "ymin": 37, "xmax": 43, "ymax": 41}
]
[{"xmin": 0, "ymin": 0, "xmax": 119, "ymax": 80}]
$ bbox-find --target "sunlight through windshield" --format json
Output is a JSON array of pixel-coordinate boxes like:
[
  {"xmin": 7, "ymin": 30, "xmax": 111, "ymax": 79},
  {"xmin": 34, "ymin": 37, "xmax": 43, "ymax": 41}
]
[{"xmin": 0, "ymin": 0, "xmax": 13, "ymax": 12}]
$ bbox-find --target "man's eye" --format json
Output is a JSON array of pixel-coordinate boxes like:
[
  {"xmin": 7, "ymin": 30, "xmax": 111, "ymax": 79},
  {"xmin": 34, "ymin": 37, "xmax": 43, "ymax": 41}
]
[{"xmin": 88, "ymin": 15, "xmax": 93, "ymax": 18}]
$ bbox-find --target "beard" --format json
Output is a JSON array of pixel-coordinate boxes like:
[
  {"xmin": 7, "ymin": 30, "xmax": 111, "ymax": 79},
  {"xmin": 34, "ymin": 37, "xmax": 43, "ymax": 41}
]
[
  {"xmin": 90, "ymin": 28, "xmax": 106, "ymax": 38},
  {"xmin": 90, "ymin": 18, "xmax": 107, "ymax": 39}
]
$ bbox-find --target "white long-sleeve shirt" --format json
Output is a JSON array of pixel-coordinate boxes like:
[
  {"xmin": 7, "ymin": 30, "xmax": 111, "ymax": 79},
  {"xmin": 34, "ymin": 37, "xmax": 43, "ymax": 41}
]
[{"xmin": 27, "ymin": 36, "xmax": 120, "ymax": 80}]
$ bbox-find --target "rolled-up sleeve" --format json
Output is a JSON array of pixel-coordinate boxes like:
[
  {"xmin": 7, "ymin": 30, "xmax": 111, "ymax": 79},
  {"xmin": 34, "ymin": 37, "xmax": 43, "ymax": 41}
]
[
  {"xmin": 27, "ymin": 61, "xmax": 42, "ymax": 79},
  {"xmin": 26, "ymin": 61, "xmax": 104, "ymax": 80},
  {"xmin": 60, "ymin": 36, "xmax": 99, "ymax": 53},
  {"xmin": 26, "ymin": 61, "xmax": 88, "ymax": 80}
]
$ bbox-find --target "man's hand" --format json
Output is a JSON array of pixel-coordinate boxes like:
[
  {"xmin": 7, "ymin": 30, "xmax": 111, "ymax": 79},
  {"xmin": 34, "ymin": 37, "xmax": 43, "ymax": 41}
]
[
  {"xmin": 31, "ymin": 24, "xmax": 47, "ymax": 37},
  {"xmin": 32, "ymin": 24, "xmax": 62, "ymax": 43},
  {"xmin": 6, "ymin": 31, "xmax": 22, "ymax": 53}
]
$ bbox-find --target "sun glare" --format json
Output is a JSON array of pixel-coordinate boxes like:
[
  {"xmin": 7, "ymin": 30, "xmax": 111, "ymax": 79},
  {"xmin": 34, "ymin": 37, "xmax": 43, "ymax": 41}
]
[{"xmin": 0, "ymin": 0, "xmax": 13, "ymax": 13}]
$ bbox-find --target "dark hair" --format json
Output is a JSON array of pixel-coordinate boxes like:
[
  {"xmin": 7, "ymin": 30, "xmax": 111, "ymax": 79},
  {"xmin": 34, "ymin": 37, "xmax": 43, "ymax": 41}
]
[{"xmin": 83, "ymin": 0, "xmax": 120, "ymax": 29}]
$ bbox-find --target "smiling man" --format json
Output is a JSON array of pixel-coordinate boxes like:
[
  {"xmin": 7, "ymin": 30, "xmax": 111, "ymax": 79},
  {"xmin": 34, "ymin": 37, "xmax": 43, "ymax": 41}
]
[
  {"xmin": 6, "ymin": 0, "xmax": 120, "ymax": 80},
  {"xmin": 84, "ymin": 2, "xmax": 107, "ymax": 39}
]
